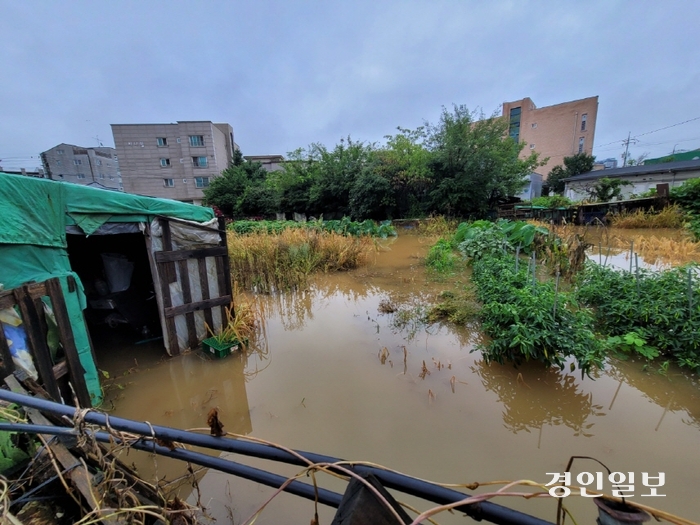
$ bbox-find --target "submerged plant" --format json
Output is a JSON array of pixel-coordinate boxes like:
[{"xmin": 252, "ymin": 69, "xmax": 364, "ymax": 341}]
[{"xmin": 227, "ymin": 229, "xmax": 375, "ymax": 292}]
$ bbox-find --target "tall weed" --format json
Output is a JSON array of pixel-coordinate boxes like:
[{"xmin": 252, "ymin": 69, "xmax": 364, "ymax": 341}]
[
  {"xmin": 608, "ymin": 205, "xmax": 685, "ymax": 229},
  {"xmin": 227, "ymin": 229, "xmax": 374, "ymax": 292}
]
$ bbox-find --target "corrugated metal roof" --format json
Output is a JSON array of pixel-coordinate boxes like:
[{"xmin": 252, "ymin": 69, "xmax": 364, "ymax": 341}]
[{"xmin": 563, "ymin": 159, "xmax": 700, "ymax": 182}]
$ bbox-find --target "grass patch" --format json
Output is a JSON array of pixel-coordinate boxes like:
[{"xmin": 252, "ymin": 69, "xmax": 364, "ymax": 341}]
[
  {"xmin": 425, "ymin": 238, "xmax": 458, "ymax": 273},
  {"xmin": 415, "ymin": 215, "xmax": 459, "ymax": 237},
  {"xmin": 608, "ymin": 205, "xmax": 685, "ymax": 229},
  {"xmin": 426, "ymin": 289, "xmax": 481, "ymax": 324},
  {"xmin": 228, "ymin": 229, "xmax": 375, "ymax": 292}
]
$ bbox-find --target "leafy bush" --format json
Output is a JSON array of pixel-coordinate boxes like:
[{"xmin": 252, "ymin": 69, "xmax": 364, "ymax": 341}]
[
  {"xmin": 457, "ymin": 223, "xmax": 508, "ymax": 259},
  {"xmin": 453, "ymin": 220, "xmax": 548, "ymax": 258},
  {"xmin": 426, "ymin": 238, "xmax": 457, "ymax": 273},
  {"xmin": 472, "ymin": 253, "xmax": 604, "ymax": 375},
  {"xmin": 530, "ymin": 195, "xmax": 573, "ymax": 208},
  {"xmin": 576, "ymin": 263, "xmax": 700, "ymax": 370}
]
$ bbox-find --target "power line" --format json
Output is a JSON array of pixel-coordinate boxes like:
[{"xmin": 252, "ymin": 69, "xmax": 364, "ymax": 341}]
[
  {"xmin": 595, "ymin": 116, "xmax": 700, "ymax": 149},
  {"xmin": 633, "ymin": 116, "xmax": 700, "ymax": 139}
]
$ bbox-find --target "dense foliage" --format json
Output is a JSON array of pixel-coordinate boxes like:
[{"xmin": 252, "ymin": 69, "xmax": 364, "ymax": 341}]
[
  {"xmin": 577, "ymin": 263, "xmax": 700, "ymax": 370},
  {"xmin": 227, "ymin": 218, "xmax": 397, "ymax": 238},
  {"xmin": 205, "ymin": 104, "xmax": 543, "ymax": 221},
  {"xmin": 472, "ymin": 252, "xmax": 604, "ymax": 375},
  {"xmin": 670, "ymin": 178, "xmax": 700, "ymax": 239},
  {"xmin": 546, "ymin": 153, "xmax": 596, "ymax": 195}
]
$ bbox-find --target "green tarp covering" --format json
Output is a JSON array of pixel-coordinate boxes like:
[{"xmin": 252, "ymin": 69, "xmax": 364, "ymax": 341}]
[
  {"xmin": 0, "ymin": 172, "xmax": 213, "ymax": 244},
  {"xmin": 0, "ymin": 172, "xmax": 215, "ymax": 405}
]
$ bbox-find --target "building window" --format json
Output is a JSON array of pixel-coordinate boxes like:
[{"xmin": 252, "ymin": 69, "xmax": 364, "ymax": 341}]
[
  {"xmin": 578, "ymin": 137, "xmax": 585, "ymax": 153},
  {"xmin": 509, "ymin": 107, "xmax": 521, "ymax": 143},
  {"xmin": 57, "ymin": 149, "xmax": 64, "ymax": 154},
  {"xmin": 195, "ymin": 176, "xmax": 210, "ymax": 188},
  {"xmin": 157, "ymin": 137, "xmax": 168, "ymax": 147},
  {"xmin": 56, "ymin": 160, "xmax": 62, "ymax": 166},
  {"xmin": 77, "ymin": 173, "xmax": 85, "ymax": 179},
  {"xmin": 189, "ymin": 135, "xmax": 204, "ymax": 147},
  {"xmin": 73, "ymin": 159, "xmax": 82, "ymax": 165},
  {"xmin": 160, "ymin": 158, "xmax": 171, "ymax": 167},
  {"xmin": 529, "ymin": 144, "xmax": 535, "ymax": 150},
  {"xmin": 100, "ymin": 173, "xmax": 105, "ymax": 179},
  {"xmin": 163, "ymin": 178, "xmax": 174, "ymax": 187},
  {"xmin": 531, "ymin": 123, "xmax": 537, "ymax": 129},
  {"xmin": 192, "ymin": 156, "xmax": 208, "ymax": 168},
  {"xmin": 96, "ymin": 159, "xmax": 102, "ymax": 166},
  {"xmin": 581, "ymin": 114, "xmax": 588, "ymax": 132}
]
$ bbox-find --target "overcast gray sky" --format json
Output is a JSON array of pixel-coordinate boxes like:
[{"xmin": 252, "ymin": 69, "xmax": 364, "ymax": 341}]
[{"xmin": 2, "ymin": 1, "xmax": 699, "ymax": 171}]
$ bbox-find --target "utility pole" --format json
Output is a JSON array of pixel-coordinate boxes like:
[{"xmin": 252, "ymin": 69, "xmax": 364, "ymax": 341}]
[{"xmin": 621, "ymin": 132, "xmax": 638, "ymax": 166}]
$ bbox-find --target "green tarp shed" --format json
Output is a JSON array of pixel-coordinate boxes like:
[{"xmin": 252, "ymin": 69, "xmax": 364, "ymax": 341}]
[{"xmin": 0, "ymin": 172, "xmax": 215, "ymax": 405}]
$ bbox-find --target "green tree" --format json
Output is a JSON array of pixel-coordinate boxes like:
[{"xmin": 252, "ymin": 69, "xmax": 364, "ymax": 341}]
[
  {"xmin": 424, "ymin": 105, "xmax": 541, "ymax": 217},
  {"xmin": 203, "ymin": 157, "xmax": 276, "ymax": 218},
  {"xmin": 547, "ymin": 153, "xmax": 596, "ymax": 195},
  {"xmin": 349, "ymin": 171, "xmax": 395, "ymax": 220},
  {"xmin": 588, "ymin": 177, "xmax": 631, "ymax": 202},
  {"xmin": 307, "ymin": 137, "xmax": 376, "ymax": 218},
  {"xmin": 375, "ymin": 128, "xmax": 432, "ymax": 217}
]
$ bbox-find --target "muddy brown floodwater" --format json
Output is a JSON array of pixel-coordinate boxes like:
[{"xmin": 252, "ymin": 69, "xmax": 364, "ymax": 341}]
[{"xmin": 102, "ymin": 231, "xmax": 700, "ymax": 524}]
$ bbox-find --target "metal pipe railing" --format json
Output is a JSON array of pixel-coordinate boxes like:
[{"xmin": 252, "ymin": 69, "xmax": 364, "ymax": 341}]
[{"xmin": 0, "ymin": 389, "xmax": 554, "ymax": 525}]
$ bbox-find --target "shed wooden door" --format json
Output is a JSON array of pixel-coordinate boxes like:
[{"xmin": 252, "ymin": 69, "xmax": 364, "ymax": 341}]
[{"xmin": 151, "ymin": 217, "xmax": 233, "ymax": 355}]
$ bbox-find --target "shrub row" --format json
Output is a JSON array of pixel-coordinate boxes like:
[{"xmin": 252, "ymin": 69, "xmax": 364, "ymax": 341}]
[
  {"xmin": 471, "ymin": 252, "xmax": 604, "ymax": 376},
  {"xmin": 227, "ymin": 218, "xmax": 397, "ymax": 238}
]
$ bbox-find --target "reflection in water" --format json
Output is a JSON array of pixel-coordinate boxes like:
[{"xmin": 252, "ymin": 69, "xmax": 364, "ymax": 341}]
[
  {"xmin": 605, "ymin": 359, "xmax": 700, "ymax": 430},
  {"xmin": 107, "ymin": 234, "xmax": 700, "ymax": 523},
  {"xmin": 472, "ymin": 360, "xmax": 605, "ymax": 436}
]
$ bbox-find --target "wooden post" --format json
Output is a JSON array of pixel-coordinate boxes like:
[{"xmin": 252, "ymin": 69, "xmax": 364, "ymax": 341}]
[
  {"xmin": 158, "ymin": 218, "xmax": 180, "ymax": 355},
  {"xmin": 46, "ymin": 278, "xmax": 92, "ymax": 408},
  {"xmin": 13, "ymin": 285, "xmax": 62, "ymax": 402}
]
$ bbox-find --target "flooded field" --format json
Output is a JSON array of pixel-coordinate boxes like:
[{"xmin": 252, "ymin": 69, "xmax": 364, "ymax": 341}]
[{"xmin": 101, "ymin": 231, "xmax": 700, "ymax": 524}]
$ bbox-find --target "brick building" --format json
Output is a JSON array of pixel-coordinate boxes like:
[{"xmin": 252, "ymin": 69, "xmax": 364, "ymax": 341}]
[
  {"xmin": 502, "ymin": 96, "xmax": 598, "ymax": 178},
  {"xmin": 111, "ymin": 121, "xmax": 236, "ymax": 204}
]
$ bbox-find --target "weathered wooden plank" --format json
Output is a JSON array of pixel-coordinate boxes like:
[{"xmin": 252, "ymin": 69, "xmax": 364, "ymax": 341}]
[
  {"xmin": 164, "ymin": 295, "xmax": 231, "ymax": 318},
  {"xmin": 218, "ymin": 217, "xmax": 234, "ymax": 301},
  {"xmin": 154, "ymin": 246, "xmax": 227, "ymax": 263},
  {"xmin": 214, "ymin": 256, "xmax": 228, "ymax": 323},
  {"xmin": 158, "ymin": 219, "xmax": 179, "ymax": 355},
  {"xmin": 198, "ymin": 258, "xmax": 214, "ymax": 331},
  {"xmin": 0, "ymin": 320, "xmax": 16, "ymax": 377},
  {"xmin": 13, "ymin": 286, "xmax": 61, "ymax": 402},
  {"xmin": 160, "ymin": 219, "xmax": 177, "ymax": 284},
  {"xmin": 26, "ymin": 282, "xmax": 49, "ymax": 301},
  {"xmin": 46, "ymin": 278, "xmax": 92, "ymax": 408},
  {"xmin": 52, "ymin": 360, "xmax": 68, "ymax": 380},
  {"xmin": 0, "ymin": 290, "xmax": 17, "ymax": 310},
  {"xmin": 4, "ymin": 376, "xmax": 119, "ymax": 525},
  {"xmin": 177, "ymin": 259, "xmax": 198, "ymax": 350}
]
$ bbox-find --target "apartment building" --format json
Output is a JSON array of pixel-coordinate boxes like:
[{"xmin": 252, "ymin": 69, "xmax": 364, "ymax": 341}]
[
  {"xmin": 111, "ymin": 121, "xmax": 235, "ymax": 204},
  {"xmin": 41, "ymin": 144, "xmax": 121, "ymax": 190},
  {"xmin": 502, "ymin": 96, "xmax": 598, "ymax": 178}
]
